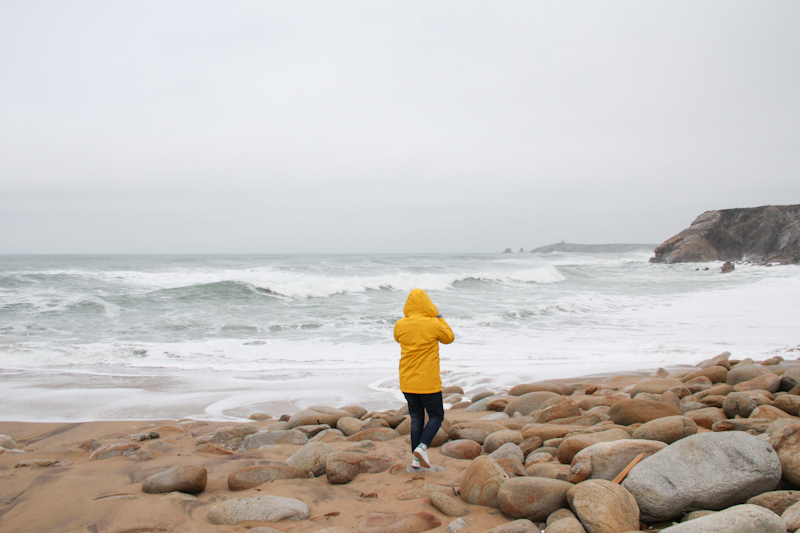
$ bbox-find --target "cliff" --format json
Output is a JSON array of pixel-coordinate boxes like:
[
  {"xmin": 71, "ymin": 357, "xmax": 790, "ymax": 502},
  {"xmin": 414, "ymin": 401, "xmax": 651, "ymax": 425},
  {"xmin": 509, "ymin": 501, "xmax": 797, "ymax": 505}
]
[
  {"xmin": 530, "ymin": 242, "xmax": 657, "ymax": 253},
  {"xmin": 650, "ymin": 204, "xmax": 800, "ymax": 264}
]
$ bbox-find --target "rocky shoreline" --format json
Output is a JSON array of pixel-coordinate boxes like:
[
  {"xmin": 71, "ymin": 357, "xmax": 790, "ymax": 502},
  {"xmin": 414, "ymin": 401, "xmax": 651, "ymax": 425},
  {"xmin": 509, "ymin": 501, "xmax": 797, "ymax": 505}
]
[
  {"xmin": 3, "ymin": 352, "xmax": 800, "ymax": 532},
  {"xmin": 650, "ymin": 204, "xmax": 800, "ymax": 265}
]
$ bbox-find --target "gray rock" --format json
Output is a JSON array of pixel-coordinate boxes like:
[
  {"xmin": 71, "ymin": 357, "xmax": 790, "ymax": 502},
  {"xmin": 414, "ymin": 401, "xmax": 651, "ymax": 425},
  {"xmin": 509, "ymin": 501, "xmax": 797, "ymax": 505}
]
[
  {"xmin": 286, "ymin": 441, "xmax": 332, "ymax": 477},
  {"xmin": 484, "ymin": 519, "xmax": 539, "ymax": 533},
  {"xmin": 623, "ymin": 432, "xmax": 782, "ymax": 521},
  {"xmin": 490, "ymin": 442, "xmax": 524, "ymax": 463},
  {"xmin": 649, "ymin": 204, "xmax": 800, "ymax": 265},
  {"xmin": 781, "ymin": 369, "xmax": 800, "ymax": 391},
  {"xmin": 726, "ymin": 364, "xmax": 776, "ymax": 386},
  {"xmin": 325, "ymin": 451, "xmax": 392, "ymax": 484},
  {"xmin": 483, "ymin": 429, "xmax": 524, "ymax": 453},
  {"xmin": 88, "ymin": 442, "xmax": 141, "ymax": 460},
  {"xmin": 141, "ymin": 463, "xmax": 207, "ymax": 494},
  {"xmin": 0, "ymin": 435, "xmax": 17, "ymax": 450},
  {"xmin": 196, "ymin": 424, "xmax": 257, "ymax": 449},
  {"xmin": 293, "ymin": 424, "xmax": 330, "ymax": 438},
  {"xmin": 227, "ymin": 464, "xmax": 307, "ymax": 490},
  {"xmin": 241, "ymin": 429, "xmax": 308, "ymax": 448},
  {"xmin": 466, "ymin": 395, "xmax": 508, "ymax": 412},
  {"xmin": 568, "ymin": 439, "xmax": 667, "ymax": 484},
  {"xmin": 658, "ymin": 504, "xmax": 785, "ymax": 533},
  {"xmin": 503, "ymin": 392, "xmax": 562, "ymax": 416},
  {"xmin": 447, "ymin": 517, "xmax": 468, "ymax": 533},
  {"xmin": 287, "ymin": 406, "xmax": 351, "ymax": 429},
  {"xmin": 481, "ymin": 412, "xmax": 511, "ymax": 421},
  {"xmin": 430, "ymin": 492, "xmax": 471, "ymax": 517},
  {"xmin": 207, "ymin": 495, "xmax": 309, "ymax": 524}
]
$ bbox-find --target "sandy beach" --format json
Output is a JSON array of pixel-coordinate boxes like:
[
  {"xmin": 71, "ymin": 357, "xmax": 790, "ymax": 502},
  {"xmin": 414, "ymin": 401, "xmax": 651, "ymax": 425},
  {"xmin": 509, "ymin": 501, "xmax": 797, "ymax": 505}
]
[{"xmin": 3, "ymin": 352, "xmax": 800, "ymax": 533}]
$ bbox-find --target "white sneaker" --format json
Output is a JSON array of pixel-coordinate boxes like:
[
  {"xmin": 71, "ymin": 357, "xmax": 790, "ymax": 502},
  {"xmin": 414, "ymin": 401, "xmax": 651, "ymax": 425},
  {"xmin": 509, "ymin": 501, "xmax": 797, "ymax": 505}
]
[
  {"xmin": 413, "ymin": 445, "xmax": 430, "ymax": 468},
  {"xmin": 411, "ymin": 457, "xmax": 420, "ymax": 469}
]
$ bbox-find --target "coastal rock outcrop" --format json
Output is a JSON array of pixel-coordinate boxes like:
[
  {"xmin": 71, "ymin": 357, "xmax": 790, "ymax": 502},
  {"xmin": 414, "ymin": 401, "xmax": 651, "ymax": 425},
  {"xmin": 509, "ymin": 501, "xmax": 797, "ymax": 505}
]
[{"xmin": 650, "ymin": 204, "xmax": 800, "ymax": 264}]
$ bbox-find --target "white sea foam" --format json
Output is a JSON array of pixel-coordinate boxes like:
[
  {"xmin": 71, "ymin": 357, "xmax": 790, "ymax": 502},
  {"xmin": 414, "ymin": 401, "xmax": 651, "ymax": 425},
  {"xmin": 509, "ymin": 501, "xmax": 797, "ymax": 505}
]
[{"xmin": 0, "ymin": 253, "xmax": 798, "ymax": 421}]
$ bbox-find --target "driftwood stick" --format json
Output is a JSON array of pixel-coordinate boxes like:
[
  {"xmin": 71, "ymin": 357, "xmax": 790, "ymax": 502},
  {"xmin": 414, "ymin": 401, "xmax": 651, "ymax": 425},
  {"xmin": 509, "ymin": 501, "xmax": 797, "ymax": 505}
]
[{"xmin": 612, "ymin": 453, "xmax": 645, "ymax": 484}]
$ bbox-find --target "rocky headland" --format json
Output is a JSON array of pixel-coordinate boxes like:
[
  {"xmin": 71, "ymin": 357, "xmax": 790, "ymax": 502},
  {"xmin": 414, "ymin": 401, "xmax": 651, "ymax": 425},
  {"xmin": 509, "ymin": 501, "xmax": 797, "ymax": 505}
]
[
  {"xmin": 5, "ymin": 351, "xmax": 800, "ymax": 532},
  {"xmin": 529, "ymin": 243, "xmax": 657, "ymax": 254},
  {"xmin": 650, "ymin": 204, "xmax": 800, "ymax": 265}
]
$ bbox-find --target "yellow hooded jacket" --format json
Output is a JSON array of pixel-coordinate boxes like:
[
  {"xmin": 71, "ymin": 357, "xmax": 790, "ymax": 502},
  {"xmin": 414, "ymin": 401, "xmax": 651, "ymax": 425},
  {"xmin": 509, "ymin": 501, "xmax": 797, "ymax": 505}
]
[{"xmin": 394, "ymin": 289, "xmax": 455, "ymax": 394}]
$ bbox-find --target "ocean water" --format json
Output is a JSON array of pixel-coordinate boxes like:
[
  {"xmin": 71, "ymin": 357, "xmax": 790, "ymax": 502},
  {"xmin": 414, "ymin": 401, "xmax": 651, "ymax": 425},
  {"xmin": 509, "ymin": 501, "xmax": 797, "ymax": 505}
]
[{"xmin": 0, "ymin": 252, "xmax": 798, "ymax": 422}]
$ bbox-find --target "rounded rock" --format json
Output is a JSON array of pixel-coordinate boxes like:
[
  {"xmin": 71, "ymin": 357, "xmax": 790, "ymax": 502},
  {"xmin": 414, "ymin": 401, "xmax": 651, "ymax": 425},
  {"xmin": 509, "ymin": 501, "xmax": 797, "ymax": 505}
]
[
  {"xmin": 630, "ymin": 415, "xmax": 698, "ymax": 444},
  {"xmin": 658, "ymin": 504, "xmax": 784, "ymax": 533},
  {"xmin": 483, "ymin": 430, "xmax": 524, "ymax": 454},
  {"xmin": 497, "ymin": 476, "xmax": 573, "ymax": 521},
  {"xmin": 429, "ymin": 492, "xmax": 471, "ymax": 517},
  {"xmin": 207, "ymin": 495, "xmax": 309, "ymax": 524},
  {"xmin": 623, "ymin": 432, "xmax": 782, "ymax": 521},
  {"xmin": 458, "ymin": 456, "xmax": 509, "ymax": 508},
  {"xmin": 441, "ymin": 439, "xmax": 482, "ymax": 460},
  {"xmin": 287, "ymin": 406, "xmax": 351, "ymax": 429},
  {"xmin": 567, "ymin": 479, "xmax": 639, "ymax": 533},
  {"xmin": 142, "ymin": 463, "xmax": 207, "ymax": 494}
]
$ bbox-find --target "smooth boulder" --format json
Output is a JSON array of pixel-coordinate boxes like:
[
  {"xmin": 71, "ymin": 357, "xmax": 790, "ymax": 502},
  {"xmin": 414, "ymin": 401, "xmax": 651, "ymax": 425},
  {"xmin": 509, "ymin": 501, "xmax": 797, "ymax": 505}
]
[
  {"xmin": 630, "ymin": 415, "xmax": 697, "ymax": 444},
  {"xmin": 497, "ymin": 476, "xmax": 572, "ymax": 521},
  {"xmin": 658, "ymin": 504, "xmax": 785, "ymax": 533},
  {"xmin": 441, "ymin": 439, "xmax": 482, "ymax": 460},
  {"xmin": 623, "ymin": 432, "xmax": 782, "ymax": 521},
  {"xmin": 607, "ymin": 400, "xmax": 681, "ymax": 426},
  {"xmin": 228, "ymin": 465, "xmax": 307, "ymax": 491},
  {"xmin": 568, "ymin": 439, "xmax": 667, "ymax": 483},
  {"xmin": 567, "ymin": 479, "xmax": 639, "ymax": 533},
  {"xmin": 286, "ymin": 441, "xmax": 333, "ymax": 477},
  {"xmin": 357, "ymin": 512, "xmax": 441, "ymax": 533},
  {"xmin": 325, "ymin": 451, "xmax": 392, "ymax": 484},
  {"xmin": 459, "ymin": 456, "xmax": 509, "ymax": 508},
  {"xmin": 556, "ymin": 429, "xmax": 629, "ymax": 464},
  {"xmin": 141, "ymin": 463, "xmax": 207, "ymax": 494},
  {"xmin": 207, "ymin": 495, "xmax": 309, "ymax": 524},
  {"xmin": 287, "ymin": 406, "xmax": 351, "ymax": 429}
]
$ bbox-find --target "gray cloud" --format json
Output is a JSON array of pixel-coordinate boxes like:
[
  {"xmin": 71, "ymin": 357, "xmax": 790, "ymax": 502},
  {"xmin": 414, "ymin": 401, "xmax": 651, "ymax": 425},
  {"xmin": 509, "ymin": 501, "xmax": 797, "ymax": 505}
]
[{"xmin": 2, "ymin": 1, "xmax": 799, "ymax": 253}]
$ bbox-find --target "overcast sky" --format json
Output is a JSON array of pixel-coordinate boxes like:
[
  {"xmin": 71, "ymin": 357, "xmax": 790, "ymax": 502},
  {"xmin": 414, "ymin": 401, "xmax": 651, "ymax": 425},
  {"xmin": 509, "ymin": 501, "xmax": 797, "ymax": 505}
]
[{"xmin": 1, "ymin": 2, "xmax": 799, "ymax": 253}]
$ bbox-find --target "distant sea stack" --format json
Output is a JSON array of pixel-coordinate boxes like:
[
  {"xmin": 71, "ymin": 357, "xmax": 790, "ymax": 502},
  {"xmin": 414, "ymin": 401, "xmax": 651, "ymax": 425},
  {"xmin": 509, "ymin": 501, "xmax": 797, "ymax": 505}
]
[
  {"xmin": 650, "ymin": 204, "xmax": 800, "ymax": 265},
  {"xmin": 529, "ymin": 242, "xmax": 657, "ymax": 253}
]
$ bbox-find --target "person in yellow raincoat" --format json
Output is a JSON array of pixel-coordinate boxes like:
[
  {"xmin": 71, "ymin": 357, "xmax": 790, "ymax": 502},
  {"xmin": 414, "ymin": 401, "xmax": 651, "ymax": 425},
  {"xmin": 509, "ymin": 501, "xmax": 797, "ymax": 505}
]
[{"xmin": 394, "ymin": 288, "xmax": 454, "ymax": 468}]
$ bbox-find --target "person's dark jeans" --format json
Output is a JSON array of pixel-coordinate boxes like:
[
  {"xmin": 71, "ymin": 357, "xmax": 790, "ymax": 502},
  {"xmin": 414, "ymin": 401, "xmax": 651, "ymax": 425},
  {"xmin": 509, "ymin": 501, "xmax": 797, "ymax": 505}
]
[{"xmin": 403, "ymin": 391, "xmax": 444, "ymax": 452}]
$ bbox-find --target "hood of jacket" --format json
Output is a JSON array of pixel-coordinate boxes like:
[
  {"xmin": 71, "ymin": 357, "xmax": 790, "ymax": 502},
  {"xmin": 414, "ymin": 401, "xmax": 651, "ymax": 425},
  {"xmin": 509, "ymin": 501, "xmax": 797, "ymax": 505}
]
[{"xmin": 403, "ymin": 289, "xmax": 438, "ymax": 318}]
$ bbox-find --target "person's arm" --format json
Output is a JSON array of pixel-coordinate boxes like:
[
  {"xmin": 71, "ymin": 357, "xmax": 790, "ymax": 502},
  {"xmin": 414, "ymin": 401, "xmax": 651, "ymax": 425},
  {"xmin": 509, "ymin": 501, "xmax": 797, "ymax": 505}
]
[
  {"xmin": 436, "ymin": 316, "xmax": 455, "ymax": 344},
  {"xmin": 393, "ymin": 321, "xmax": 401, "ymax": 343}
]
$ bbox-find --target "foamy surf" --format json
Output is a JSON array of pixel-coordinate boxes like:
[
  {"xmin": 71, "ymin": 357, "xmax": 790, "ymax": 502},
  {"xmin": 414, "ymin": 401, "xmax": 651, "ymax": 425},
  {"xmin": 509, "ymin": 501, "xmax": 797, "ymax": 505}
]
[{"xmin": 0, "ymin": 253, "xmax": 797, "ymax": 421}]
